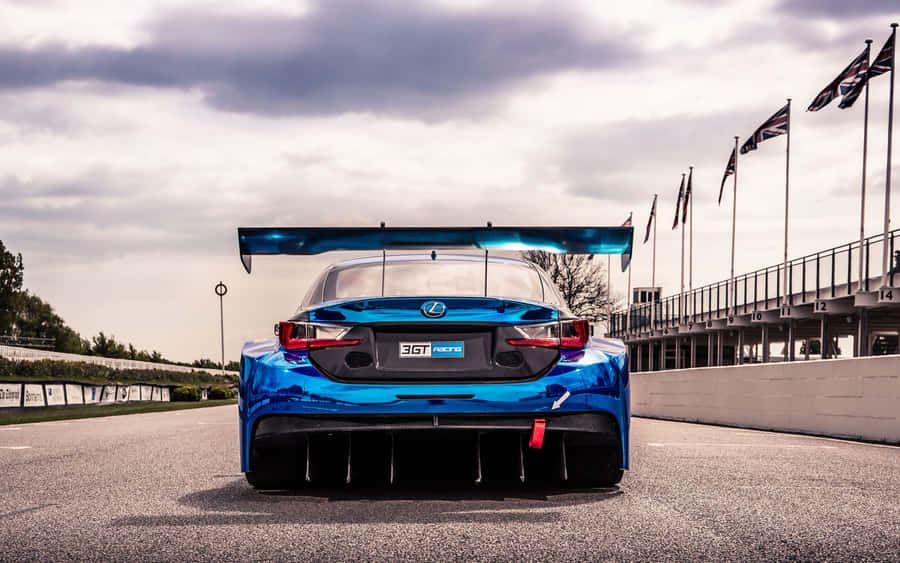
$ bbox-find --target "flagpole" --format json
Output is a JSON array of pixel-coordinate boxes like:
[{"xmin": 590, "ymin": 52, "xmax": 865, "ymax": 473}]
[
  {"xmin": 689, "ymin": 166, "xmax": 693, "ymax": 315},
  {"xmin": 783, "ymin": 99, "xmax": 792, "ymax": 307},
  {"xmin": 883, "ymin": 23, "xmax": 898, "ymax": 288},
  {"xmin": 680, "ymin": 173, "xmax": 686, "ymax": 321},
  {"xmin": 652, "ymin": 197, "xmax": 657, "ymax": 288},
  {"xmin": 652, "ymin": 194, "xmax": 658, "ymax": 330},
  {"xmin": 626, "ymin": 253, "xmax": 632, "ymax": 307},
  {"xmin": 860, "ymin": 39, "xmax": 873, "ymax": 291},
  {"xmin": 626, "ymin": 211, "xmax": 633, "ymax": 333},
  {"xmin": 730, "ymin": 136, "xmax": 739, "ymax": 313},
  {"xmin": 607, "ymin": 252, "xmax": 613, "ymax": 334}
]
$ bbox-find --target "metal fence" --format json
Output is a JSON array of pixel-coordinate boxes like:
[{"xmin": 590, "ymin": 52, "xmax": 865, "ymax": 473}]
[
  {"xmin": 609, "ymin": 228, "xmax": 899, "ymax": 338},
  {"xmin": 0, "ymin": 336, "xmax": 56, "ymax": 349},
  {"xmin": 0, "ymin": 345, "xmax": 239, "ymax": 376}
]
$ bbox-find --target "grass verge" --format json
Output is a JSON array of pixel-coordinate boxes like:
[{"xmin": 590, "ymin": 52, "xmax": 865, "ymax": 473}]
[{"xmin": 0, "ymin": 399, "xmax": 237, "ymax": 426}]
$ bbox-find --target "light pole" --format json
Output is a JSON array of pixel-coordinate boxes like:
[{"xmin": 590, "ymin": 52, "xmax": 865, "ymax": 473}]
[{"xmin": 215, "ymin": 281, "xmax": 228, "ymax": 374}]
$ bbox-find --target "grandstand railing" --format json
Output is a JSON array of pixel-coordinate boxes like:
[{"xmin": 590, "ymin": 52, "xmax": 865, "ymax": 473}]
[{"xmin": 609, "ymin": 227, "xmax": 899, "ymax": 338}]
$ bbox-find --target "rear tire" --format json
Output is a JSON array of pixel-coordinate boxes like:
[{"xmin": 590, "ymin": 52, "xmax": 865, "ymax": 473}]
[
  {"xmin": 567, "ymin": 440, "xmax": 623, "ymax": 487},
  {"xmin": 246, "ymin": 442, "xmax": 304, "ymax": 490},
  {"xmin": 244, "ymin": 471, "xmax": 294, "ymax": 489},
  {"xmin": 592, "ymin": 454, "xmax": 624, "ymax": 487},
  {"xmin": 245, "ymin": 469, "xmax": 297, "ymax": 490}
]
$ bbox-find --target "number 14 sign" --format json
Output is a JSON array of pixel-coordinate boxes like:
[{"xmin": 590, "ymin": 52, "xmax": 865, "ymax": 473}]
[{"xmin": 878, "ymin": 287, "xmax": 899, "ymax": 303}]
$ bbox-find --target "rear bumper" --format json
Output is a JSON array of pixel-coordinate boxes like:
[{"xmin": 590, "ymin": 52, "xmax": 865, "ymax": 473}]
[
  {"xmin": 254, "ymin": 412, "xmax": 620, "ymax": 442},
  {"xmin": 239, "ymin": 347, "xmax": 630, "ymax": 472}
]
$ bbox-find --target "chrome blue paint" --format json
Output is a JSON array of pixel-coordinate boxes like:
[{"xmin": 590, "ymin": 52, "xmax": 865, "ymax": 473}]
[
  {"xmin": 306, "ymin": 297, "xmax": 557, "ymax": 325},
  {"xmin": 239, "ymin": 337, "xmax": 630, "ymax": 472},
  {"xmin": 237, "ymin": 226, "xmax": 634, "ymax": 259}
]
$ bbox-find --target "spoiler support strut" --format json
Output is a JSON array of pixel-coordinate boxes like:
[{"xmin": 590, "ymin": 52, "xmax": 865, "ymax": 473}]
[{"xmin": 484, "ymin": 250, "xmax": 489, "ymax": 297}]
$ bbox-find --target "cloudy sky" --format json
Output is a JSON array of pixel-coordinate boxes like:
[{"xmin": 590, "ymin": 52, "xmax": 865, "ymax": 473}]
[{"xmin": 1, "ymin": 0, "xmax": 898, "ymax": 362}]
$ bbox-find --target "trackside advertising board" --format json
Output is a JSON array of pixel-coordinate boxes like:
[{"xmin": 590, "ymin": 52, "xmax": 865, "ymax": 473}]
[
  {"xmin": 23, "ymin": 384, "xmax": 45, "ymax": 407},
  {"xmin": 45, "ymin": 384, "xmax": 65, "ymax": 406},
  {"xmin": 0, "ymin": 383, "xmax": 22, "ymax": 407}
]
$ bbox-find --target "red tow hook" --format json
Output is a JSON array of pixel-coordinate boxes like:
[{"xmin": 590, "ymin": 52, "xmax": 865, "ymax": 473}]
[{"xmin": 528, "ymin": 418, "xmax": 547, "ymax": 449}]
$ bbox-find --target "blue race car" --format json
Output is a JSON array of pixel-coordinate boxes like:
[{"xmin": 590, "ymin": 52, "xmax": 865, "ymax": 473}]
[{"xmin": 237, "ymin": 226, "xmax": 632, "ymax": 489}]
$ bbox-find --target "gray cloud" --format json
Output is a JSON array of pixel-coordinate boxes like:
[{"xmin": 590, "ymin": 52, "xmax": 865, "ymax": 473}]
[
  {"xmin": 0, "ymin": 102, "xmax": 81, "ymax": 136},
  {"xmin": 0, "ymin": 0, "xmax": 635, "ymax": 119},
  {"xmin": 0, "ymin": 162, "xmax": 578, "ymax": 265},
  {"xmin": 0, "ymin": 170, "xmax": 237, "ymax": 261},
  {"xmin": 778, "ymin": 0, "xmax": 900, "ymax": 19},
  {"xmin": 556, "ymin": 108, "xmax": 776, "ymax": 203},
  {"xmin": 708, "ymin": 16, "xmax": 889, "ymax": 54}
]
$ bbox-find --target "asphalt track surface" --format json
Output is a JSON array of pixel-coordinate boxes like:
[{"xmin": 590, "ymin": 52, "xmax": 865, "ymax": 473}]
[{"xmin": 1, "ymin": 406, "xmax": 898, "ymax": 561}]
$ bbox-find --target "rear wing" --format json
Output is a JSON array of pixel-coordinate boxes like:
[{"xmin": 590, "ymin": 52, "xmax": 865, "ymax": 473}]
[{"xmin": 237, "ymin": 225, "xmax": 633, "ymax": 274}]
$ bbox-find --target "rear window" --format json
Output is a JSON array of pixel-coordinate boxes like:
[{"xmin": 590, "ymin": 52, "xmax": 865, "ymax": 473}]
[{"xmin": 316, "ymin": 260, "xmax": 548, "ymax": 304}]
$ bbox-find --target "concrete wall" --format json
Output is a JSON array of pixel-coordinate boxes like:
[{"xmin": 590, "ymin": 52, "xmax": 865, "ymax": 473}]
[{"xmin": 631, "ymin": 354, "xmax": 900, "ymax": 443}]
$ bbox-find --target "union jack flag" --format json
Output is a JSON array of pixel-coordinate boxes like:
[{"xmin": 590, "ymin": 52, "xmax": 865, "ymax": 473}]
[
  {"xmin": 839, "ymin": 76, "xmax": 865, "ymax": 109},
  {"xmin": 643, "ymin": 195, "xmax": 657, "ymax": 244},
  {"xmin": 672, "ymin": 174, "xmax": 685, "ymax": 230},
  {"xmin": 807, "ymin": 48, "xmax": 868, "ymax": 111},
  {"xmin": 681, "ymin": 168, "xmax": 692, "ymax": 224},
  {"xmin": 740, "ymin": 103, "xmax": 790, "ymax": 154},
  {"xmin": 719, "ymin": 148, "xmax": 735, "ymax": 205},
  {"xmin": 869, "ymin": 31, "xmax": 895, "ymax": 78},
  {"xmin": 840, "ymin": 32, "xmax": 894, "ymax": 109},
  {"xmin": 838, "ymin": 75, "xmax": 866, "ymax": 109}
]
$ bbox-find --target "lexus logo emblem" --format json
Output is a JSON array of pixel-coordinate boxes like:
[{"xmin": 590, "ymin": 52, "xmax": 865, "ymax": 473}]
[{"xmin": 421, "ymin": 301, "xmax": 447, "ymax": 318}]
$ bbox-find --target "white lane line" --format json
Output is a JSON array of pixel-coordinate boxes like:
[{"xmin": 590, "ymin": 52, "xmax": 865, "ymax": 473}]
[
  {"xmin": 0, "ymin": 427, "xmax": 23, "ymax": 431},
  {"xmin": 804, "ymin": 436, "xmax": 900, "ymax": 450},
  {"xmin": 638, "ymin": 419, "xmax": 900, "ymax": 450},
  {"xmin": 647, "ymin": 442, "xmax": 837, "ymax": 449},
  {"xmin": 0, "ymin": 446, "xmax": 32, "ymax": 450}
]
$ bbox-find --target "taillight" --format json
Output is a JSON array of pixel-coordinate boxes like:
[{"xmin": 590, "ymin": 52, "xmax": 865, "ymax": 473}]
[
  {"xmin": 559, "ymin": 319, "xmax": 590, "ymax": 349},
  {"xmin": 506, "ymin": 321, "xmax": 559, "ymax": 348},
  {"xmin": 277, "ymin": 321, "xmax": 360, "ymax": 351},
  {"xmin": 507, "ymin": 319, "xmax": 590, "ymax": 350}
]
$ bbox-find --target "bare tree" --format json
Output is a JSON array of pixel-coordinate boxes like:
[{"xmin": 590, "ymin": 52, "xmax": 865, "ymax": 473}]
[{"xmin": 521, "ymin": 251, "xmax": 617, "ymax": 322}]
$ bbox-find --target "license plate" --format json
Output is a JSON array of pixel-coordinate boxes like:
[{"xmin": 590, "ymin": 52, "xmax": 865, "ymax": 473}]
[{"xmin": 399, "ymin": 342, "xmax": 464, "ymax": 358}]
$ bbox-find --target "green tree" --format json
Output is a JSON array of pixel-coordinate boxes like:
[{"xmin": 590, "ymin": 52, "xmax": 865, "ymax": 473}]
[
  {"xmin": 0, "ymin": 239, "xmax": 24, "ymax": 335},
  {"xmin": 14, "ymin": 292, "xmax": 87, "ymax": 353},
  {"xmin": 192, "ymin": 359, "xmax": 239, "ymax": 371},
  {"xmin": 90, "ymin": 332, "xmax": 128, "ymax": 358},
  {"xmin": 192, "ymin": 358, "xmax": 220, "ymax": 369}
]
